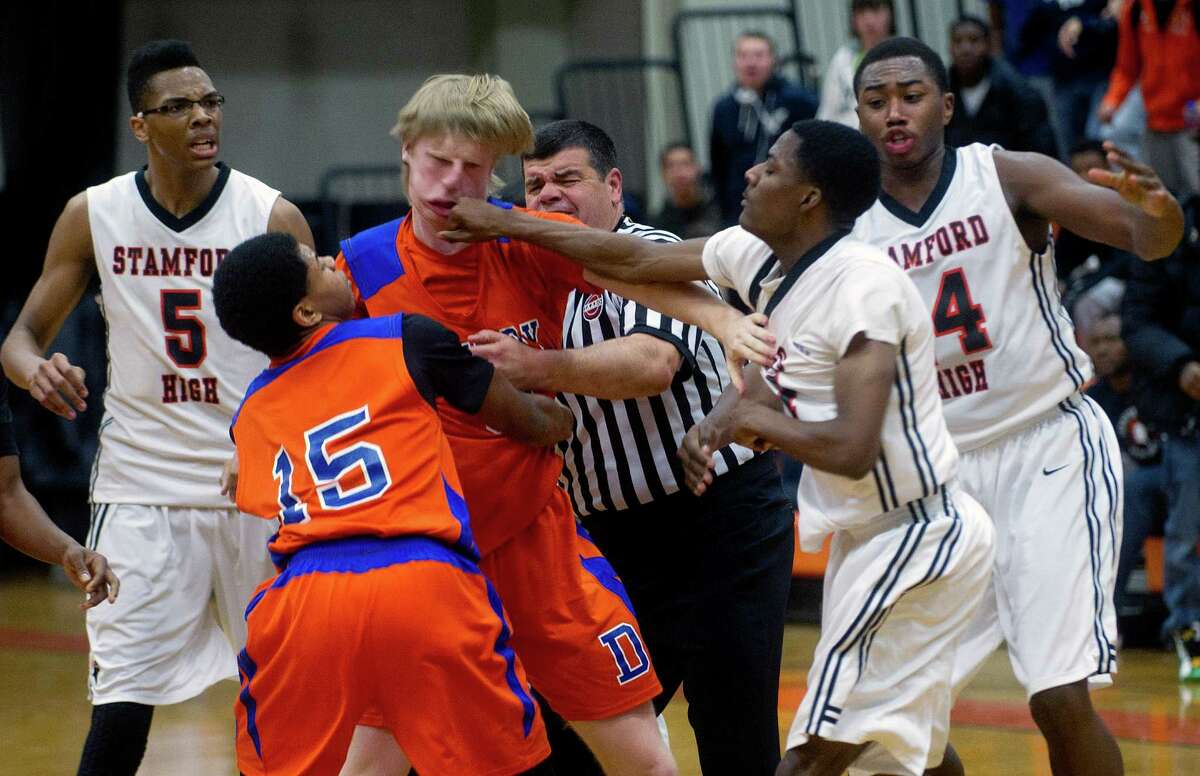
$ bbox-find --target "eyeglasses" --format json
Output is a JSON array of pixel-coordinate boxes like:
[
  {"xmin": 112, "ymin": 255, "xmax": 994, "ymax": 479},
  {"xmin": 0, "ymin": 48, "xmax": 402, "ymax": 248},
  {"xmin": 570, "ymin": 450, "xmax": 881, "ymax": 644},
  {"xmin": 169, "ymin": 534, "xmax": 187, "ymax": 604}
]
[{"xmin": 138, "ymin": 94, "xmax": 225, "ymax": 119}]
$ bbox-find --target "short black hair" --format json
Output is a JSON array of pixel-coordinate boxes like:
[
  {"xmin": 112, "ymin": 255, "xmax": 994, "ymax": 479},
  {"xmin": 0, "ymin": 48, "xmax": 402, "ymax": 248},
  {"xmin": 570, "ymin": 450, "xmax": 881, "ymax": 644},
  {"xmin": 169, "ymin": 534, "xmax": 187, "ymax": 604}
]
[
  {"xmin": 214, "ymin": 233, "xmax": 310, "ymax": 358},
  {"xmin": 659, "ymin": 141, "xmax": 695, "ymax": 167},
  {"xmin": 950, "ymin": 14, "xmax": 991, "ymax": 39},
  {"xmin": 853, "ymin": 36, "xmax": 950, "ymax": 96},
  {"xmin": 525, "ymin": 119, "xmax": 618, "ymax": 176},
  {"xmin": 736, "ymin": 30, "xmax": 776, "ymax": 54},
  {"xmin": 127, "ymin": 39, "xmax": 202, "ymax": 113},
  {"xmin": 1069, "ymin": 138, "xmax": 1107, "ymax": 159},
  {"xmin": 789, "ymin": 119, "xmax": 881, "ymax": 227}
]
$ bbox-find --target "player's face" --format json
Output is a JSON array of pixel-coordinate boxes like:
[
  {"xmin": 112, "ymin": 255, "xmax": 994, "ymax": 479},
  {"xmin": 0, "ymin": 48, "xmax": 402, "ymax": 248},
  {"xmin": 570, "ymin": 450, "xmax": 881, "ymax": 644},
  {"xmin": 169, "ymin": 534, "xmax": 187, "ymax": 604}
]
[
  {"xmin": 739, "ymin": 130, "xmax": 811, "ymax": 240},
  {"xmin": 734, "ymin": 37, "xmax": 774, "ymax": 92},
  {"xmin": 130, "ymin": 67, "xmax": 222, "ymax": 172},
  {"xmin": 949, "ymin": 24, "xmax": 989, "ymax": 82},
  {"xmin": 856, "ymin": 57, "xmax": 953, "ymax": 170},
  {"xmin": 403, "ymin": 134, "xmax": 497, "ymax": 229},
  {"xmin": 299, "ymin": 244, "xmax": 356, "ymax": 322},
  {"xmin": 523, "ymin": 147, "xmax": 622, "ymax": 230}
]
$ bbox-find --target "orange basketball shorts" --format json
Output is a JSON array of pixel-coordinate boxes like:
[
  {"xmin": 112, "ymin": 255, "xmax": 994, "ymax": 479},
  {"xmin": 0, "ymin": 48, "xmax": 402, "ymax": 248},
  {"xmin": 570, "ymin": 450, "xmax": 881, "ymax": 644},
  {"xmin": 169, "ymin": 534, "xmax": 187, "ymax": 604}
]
[{"xmin": 235, "ymin": 535, "xmax": 549, "ymax": 776}]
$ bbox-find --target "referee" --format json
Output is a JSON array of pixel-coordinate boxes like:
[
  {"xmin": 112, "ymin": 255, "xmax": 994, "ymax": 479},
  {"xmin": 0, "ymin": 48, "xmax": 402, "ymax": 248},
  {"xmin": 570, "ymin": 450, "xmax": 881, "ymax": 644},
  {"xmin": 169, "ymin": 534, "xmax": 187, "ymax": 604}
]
[{"xmin": 467, "ymin": 120, "xmax": 794, "ymax": 776}]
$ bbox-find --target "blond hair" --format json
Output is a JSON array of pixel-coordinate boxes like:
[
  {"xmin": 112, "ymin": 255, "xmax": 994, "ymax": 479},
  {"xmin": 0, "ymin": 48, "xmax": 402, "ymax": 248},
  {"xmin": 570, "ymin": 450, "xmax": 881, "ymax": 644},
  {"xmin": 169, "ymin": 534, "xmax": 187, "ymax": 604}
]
[{"xmin": 391, "ymin": 73, "xmax": 534, "ymax": 155}]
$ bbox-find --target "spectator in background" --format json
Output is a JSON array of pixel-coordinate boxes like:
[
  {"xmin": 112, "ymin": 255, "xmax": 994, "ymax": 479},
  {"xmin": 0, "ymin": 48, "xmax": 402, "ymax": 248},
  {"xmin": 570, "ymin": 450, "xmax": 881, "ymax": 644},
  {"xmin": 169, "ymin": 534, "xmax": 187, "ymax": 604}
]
[
  {"xmin": 1099, "ymin": 0, "xmax": 1200, "ymax": 200},
  {"xmin": 710, "ymin": 31, "xmax": 816, "ymax": 225},
  {"xmin": 1081, "ymin": 312, "xmax": 1166, "ymax": 623},
  {"xmin": 817, "ymin": 0, "xmax": 895, "ymax": 128},
  {"xmin": 1044, "ymin": 0, "xmax": 1121, "ymax": 153},
  {"xmin": 653, "ymin": 143, "xmax": 722, "ymax": 239},
  {"xmin": 946, "ymin": 15, "xmax": 1060, "ymax": 157},
  {"xmin": 1122, "ymin": 194, "xmax": 1200, "ymax": 682},
  {"xmin": 989, "ymin": 0, "xmax": 1065, "ymax": 148},
  {"xmin": 1059, "ymin": 141, "xmax": 1134, "ymax": 306}
]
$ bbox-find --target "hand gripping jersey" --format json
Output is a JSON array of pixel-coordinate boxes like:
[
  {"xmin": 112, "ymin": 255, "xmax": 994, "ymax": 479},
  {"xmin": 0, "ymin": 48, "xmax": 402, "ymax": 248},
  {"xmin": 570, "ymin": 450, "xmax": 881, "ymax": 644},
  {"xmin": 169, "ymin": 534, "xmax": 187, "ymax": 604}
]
[
  {"xmin": 336, "ymin": 210, "xmax": 593, "ymax": 554},
  {"xmin": 702, "ymin": 228, "xmax": 958, "ymax": 550},
  {"xmin": 87, "ymin": 164, "xmax": 279, "ymax": 507},
  {"xmin": 851, "ymin": 144, "xmax": 1093, "ymax": 451},
  {"xmin": 230, "ymin": 315, "xmax": 494, "ymax": 559}
]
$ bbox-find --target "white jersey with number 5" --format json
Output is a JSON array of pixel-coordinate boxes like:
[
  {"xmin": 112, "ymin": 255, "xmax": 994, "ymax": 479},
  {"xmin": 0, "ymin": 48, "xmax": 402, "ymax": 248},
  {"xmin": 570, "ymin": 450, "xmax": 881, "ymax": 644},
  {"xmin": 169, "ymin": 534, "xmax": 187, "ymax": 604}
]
[
  {"xmin": 87, "ymin": 163, "xmax": 278, "ymax": 507},
  {"xmin": 851, "ymin": 143, "xmax": 1093, "ymax": 452}
]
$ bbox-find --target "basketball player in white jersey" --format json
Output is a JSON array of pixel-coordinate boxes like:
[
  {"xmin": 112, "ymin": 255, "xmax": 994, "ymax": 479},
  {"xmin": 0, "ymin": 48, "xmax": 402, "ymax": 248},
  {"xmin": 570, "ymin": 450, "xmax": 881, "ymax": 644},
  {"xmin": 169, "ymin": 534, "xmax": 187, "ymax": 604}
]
[
  {"xmin": 847, "ymin": 37, "xmax": 1185, "ymax": 776},
  {"xmin": 441, "ymin": 119, "xmax": 995, "ymax": 776},
  {"xmin": 0, "ymin": 40, "xmax": 313, "ymax": 776}
]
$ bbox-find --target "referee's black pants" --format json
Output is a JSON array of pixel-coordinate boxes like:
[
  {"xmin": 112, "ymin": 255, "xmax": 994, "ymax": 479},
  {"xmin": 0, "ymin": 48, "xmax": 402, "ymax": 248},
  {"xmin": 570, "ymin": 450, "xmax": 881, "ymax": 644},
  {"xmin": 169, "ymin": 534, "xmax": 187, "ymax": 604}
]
[{"xmin": 581, "ymin": 453, "xmax": 795, "ymax": 775}]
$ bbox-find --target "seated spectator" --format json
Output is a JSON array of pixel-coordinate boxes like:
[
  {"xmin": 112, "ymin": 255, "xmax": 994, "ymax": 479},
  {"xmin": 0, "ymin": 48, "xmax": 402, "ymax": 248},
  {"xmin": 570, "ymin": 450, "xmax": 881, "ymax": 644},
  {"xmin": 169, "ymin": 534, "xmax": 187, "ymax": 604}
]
[
  {"xmin": 1122, "ymin": 193, "xmax": 1200, "ymax": 681},
  {"xmin": 1082, "ymin": 311, "xmax": 1165, "ymax": 623},
  {"xmin": 652, "ymin": 142, "xmax": 721, "ymax": 239},
  {"xmin": 710, "ymin": 30, "xmax": 816, "ymax": 226},
  {"xmin": 1099, "ymin": 0, "xmax": 1200, "ymax": 199},
  {"xmin": 946, "ymin": 14, "xmax": 1060, "ymax": 157},
  {"xmin": 988, "ymin": 0, "xmax": 1065, "ymax": 145},
  {"xmin": 817, "ymin": 0, "xmax": 895, "ymax": 129}
]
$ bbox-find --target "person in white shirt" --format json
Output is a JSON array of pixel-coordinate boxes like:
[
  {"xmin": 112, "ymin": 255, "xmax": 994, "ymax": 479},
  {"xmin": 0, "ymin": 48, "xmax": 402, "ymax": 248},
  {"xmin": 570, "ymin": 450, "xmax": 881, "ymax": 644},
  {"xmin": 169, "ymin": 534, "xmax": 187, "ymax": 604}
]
[{"xmin": 817, "ymin": 0, "xmax": 895, "ymax": 129}]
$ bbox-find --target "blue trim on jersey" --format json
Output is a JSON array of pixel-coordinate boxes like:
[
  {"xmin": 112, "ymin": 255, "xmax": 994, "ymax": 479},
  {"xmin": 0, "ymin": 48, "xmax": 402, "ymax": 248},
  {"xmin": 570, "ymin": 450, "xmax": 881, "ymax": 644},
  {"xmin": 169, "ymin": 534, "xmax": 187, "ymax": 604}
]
[
  {"xmin": 896, "ymin": 341, "xmax": 937, "ymax": 496},
  {"xmin": 805, "ymin": 517, "xmax": 927, "ymax": 737},
  {"xmin": 482, "ymin": 578, "xmax": 538, "ymax": 736},
  {"xmin": 1030, "ymin": 253, "xmax": 1085, "ymax": 389},
  {"xmin": 1080, "ymin": 397, "xmax": 1121, "ymax": 561},
  {"xmin": 442, "ymin": 474, "xmax": 480, "ymax": 559},
  {"xmin": 237, "ymin": 647, "xmax": 263, "ymax": 760},
  {"xmin": 1060, "ymin": 398, "xmax": 1117, "ymax": 676},
  {"xmin": 230, "ymin": 316, "xmax": 405, "ymax": 434},
  {"xmin": 576, "ymin": 523, "xmax": 638, "ymax": 617},
  {"xmin": 340, "ymin": 218, "xmax": 406, "ymax": 301},
  {"xmin": 877, "ymin": 450, "xmax": 899, "ymax": 512}
]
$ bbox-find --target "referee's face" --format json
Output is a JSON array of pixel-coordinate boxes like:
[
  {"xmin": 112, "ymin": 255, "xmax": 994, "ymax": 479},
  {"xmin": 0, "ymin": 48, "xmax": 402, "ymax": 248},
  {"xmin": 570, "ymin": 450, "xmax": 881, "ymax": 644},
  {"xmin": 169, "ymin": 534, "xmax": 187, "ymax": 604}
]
[{"xmin": 523, "ymin": 147, "xmax": 623, "ymax": 231}]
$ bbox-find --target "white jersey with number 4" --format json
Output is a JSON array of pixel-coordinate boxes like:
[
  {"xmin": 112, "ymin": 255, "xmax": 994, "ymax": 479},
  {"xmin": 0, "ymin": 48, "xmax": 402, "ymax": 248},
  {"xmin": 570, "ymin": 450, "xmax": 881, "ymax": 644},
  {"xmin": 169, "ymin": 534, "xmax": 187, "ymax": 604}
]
[
  {"xmin": 702, "ymin": 228, "xmax": 958, "ymax": 551},
  {"xmin": 851, "ymin": 143, "xmax": 1093, "ymax": 452},
  {"xmin": 87, "ymin": 163, "xmax": 277, "ymax": 507}
]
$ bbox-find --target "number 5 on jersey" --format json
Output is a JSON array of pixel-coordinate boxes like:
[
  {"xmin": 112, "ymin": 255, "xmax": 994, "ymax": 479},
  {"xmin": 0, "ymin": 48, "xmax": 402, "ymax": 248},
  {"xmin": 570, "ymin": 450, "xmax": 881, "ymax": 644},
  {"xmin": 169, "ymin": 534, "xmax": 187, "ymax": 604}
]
[
  {"xmin": 272, "ymin": 406, "xmax": 392, "ymax": 524},
  {"xmin": 932, "ymin": 268, "xmax": 992, "ymax": 355}
]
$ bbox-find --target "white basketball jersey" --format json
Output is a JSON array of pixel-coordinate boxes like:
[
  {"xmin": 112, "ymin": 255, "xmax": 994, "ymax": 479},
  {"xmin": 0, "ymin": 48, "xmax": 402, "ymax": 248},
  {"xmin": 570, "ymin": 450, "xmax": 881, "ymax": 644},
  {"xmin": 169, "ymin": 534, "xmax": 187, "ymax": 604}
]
[
  {"xmin": 852, "ymin": 144, "xmax": 1092, "ymax": 452},
  {"xmin": 703, "ymin": 228, "xmax": 958, "ymax": 551},
  {"xmin": 87, "ymin": 164, "xmax": 279, "ymax": 507}
]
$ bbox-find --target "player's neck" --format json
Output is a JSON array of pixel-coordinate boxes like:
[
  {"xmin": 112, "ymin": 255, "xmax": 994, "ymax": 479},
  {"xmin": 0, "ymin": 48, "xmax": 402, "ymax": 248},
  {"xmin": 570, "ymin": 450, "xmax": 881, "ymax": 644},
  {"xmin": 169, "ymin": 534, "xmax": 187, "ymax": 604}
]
[
  {"xmin": 881, "ymin": 144, "xmax": 947, "ymax": 213},
  {"xmin": 411, "ymin": 212, "xmax": 471, "ymax": 257},
  {"xmin": 771, "ymin": 219, "xmax": 839, "ymax": 272},
  {"xmin": 143, "ymin": 159, "xmax": 220, "ymax": 219}
]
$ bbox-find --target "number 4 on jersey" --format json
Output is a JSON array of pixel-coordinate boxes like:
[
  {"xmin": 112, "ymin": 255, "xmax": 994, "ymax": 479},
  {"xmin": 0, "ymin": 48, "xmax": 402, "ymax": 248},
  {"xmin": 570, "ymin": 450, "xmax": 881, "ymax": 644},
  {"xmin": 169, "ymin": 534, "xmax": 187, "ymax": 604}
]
[{"xmin": 932, "ymin": 268, "xmax": 992, "ymax": 355}]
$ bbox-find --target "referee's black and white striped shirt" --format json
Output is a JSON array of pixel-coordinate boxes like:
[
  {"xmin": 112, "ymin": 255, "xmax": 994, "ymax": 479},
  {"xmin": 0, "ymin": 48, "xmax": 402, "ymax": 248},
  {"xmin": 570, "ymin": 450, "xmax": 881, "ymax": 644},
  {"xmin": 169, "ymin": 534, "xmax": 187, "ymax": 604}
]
[{"xmin": 557, "ymin": 215, "xmax": 755, "ymax": 517}]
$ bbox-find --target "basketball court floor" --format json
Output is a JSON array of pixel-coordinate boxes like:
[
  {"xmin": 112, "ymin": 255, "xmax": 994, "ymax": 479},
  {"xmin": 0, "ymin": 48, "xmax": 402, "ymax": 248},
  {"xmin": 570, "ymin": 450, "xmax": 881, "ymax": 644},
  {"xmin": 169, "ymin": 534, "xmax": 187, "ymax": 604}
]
[{"xmin": 2, "ymin": 571, "xmax": 1197, "ymax": 775}]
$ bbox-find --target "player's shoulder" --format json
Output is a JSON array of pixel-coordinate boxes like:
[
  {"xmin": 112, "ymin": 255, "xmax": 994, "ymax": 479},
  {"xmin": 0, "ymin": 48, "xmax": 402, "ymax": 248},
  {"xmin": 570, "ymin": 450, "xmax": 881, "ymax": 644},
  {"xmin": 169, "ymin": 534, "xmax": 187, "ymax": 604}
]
[{"xmin": 224, "ymin": 166, "xmax": 282, "ymax": 200}]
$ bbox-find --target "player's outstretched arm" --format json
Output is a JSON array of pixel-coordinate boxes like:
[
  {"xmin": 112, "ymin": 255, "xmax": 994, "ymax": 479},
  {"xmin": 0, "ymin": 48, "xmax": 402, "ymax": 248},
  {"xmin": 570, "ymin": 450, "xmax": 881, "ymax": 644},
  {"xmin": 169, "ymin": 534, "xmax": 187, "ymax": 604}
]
[
  {"xmin": 0, "ymin": 456, "xmax": 119, "ymax": 609},
  {"xmin": 995, "ymin": 143, "xmax": 1184, "ymax": 261},
  {"xmin": 584, "ymin": 273, "xmax": 776, "ymax": 392},
  {"xmin": 476, "ymin": 374, "xmax": 574, "ymax": 448},
  {"xmin": 0, "ymin": 193, "xmax": 96, "ymax": 420},
  {"xmin": 440, "ymin": 197, "xmax": 710, "ymax": 283},
  {"xmin": 268, "ymin": 197, "xmax": 316, "ymax": 250}
]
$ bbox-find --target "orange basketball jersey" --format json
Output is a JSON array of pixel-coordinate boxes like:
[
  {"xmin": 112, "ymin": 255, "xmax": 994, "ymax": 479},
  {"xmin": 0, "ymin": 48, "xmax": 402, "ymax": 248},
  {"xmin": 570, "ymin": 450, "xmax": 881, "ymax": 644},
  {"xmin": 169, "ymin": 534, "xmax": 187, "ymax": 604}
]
[
  {"xmin": 337, "ymin": 208, "xmax": 594, "ymax": 554},
  {"xmin": 231, "ymin": 314, "xmax": 491, "ymax": 559}
]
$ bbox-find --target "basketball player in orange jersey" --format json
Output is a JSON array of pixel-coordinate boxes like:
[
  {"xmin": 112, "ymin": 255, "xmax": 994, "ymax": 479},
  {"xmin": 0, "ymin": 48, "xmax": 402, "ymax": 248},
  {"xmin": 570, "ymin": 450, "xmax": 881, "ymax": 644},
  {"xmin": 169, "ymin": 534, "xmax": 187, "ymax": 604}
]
[
  {"xmin": 213, "ymin": 231, "xmax": 570, "ymax": 776},
  {"xmin": 331, "ymin": 74, "xmax": 772, "ymax": 776},
  {"xmin": 0, "ymin": 40, "xmax": 313, "ymax": 776}
]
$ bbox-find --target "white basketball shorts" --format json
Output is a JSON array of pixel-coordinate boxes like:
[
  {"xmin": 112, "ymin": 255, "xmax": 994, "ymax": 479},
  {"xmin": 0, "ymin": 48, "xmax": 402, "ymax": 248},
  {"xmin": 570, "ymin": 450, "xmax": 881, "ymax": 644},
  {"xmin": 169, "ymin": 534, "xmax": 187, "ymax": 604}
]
[
  {"xmin": 84, "ymin": 504, "xmax": 276, "ymax": 706},
  {"xmin": 952, "ymin": 393, "xmax": 1123, "ymax": 698},
  {"xmin": 787, "ymin": 484, "xmax": 994, "ymax": 776}
]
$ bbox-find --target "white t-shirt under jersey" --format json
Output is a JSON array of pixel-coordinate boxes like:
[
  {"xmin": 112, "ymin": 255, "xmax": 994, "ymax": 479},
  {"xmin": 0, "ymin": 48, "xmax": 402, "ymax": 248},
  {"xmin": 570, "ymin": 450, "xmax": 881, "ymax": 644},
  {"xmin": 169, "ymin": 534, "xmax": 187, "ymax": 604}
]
[
  {"xmin": 702, "ymin": 227, "xmax": 958, "ymax": 550},
  {"xmin": 851, "ymin": 143, "xmax": 1093, "ymax": 452},
  {"xmin": 87, "ymin": 163, "xmax": 279, "ymax": 507}
]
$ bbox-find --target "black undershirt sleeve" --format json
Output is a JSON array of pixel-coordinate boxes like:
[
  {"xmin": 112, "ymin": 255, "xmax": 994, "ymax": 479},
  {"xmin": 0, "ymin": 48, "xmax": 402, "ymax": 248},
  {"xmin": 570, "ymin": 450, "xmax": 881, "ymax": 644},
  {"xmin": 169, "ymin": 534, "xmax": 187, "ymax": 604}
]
[
  {"xmin": 0, "ymin": 379, "xmax": 17, "ymax": 457},
  {"xmin": 401, "ymin": 313, "xmax": 496, "ymax": 414}
]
